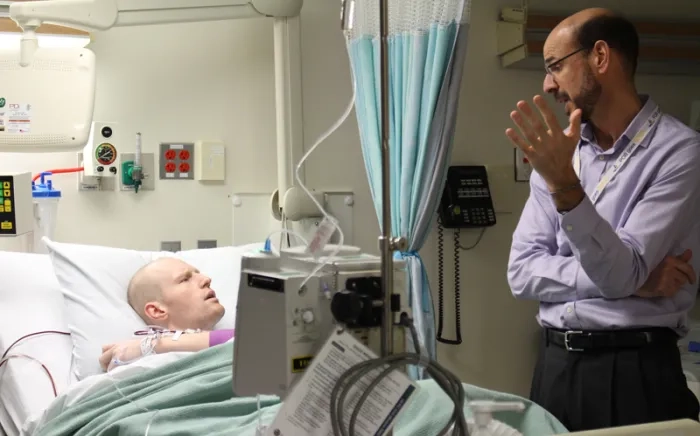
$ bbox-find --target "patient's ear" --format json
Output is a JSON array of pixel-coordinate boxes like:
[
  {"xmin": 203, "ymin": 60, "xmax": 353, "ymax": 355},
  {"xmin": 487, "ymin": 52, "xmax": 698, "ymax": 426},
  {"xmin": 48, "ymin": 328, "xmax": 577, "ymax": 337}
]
[{"xmin": 144, "ymin": 301, "xmax": 168, "ymax": 322}]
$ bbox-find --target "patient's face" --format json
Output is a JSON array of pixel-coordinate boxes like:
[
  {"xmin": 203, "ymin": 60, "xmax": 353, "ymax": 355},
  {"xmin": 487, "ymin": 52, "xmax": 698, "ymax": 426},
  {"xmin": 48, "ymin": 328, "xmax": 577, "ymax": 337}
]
[{"xmin": 148, "ymin": 258, "xmax": 225, "ymax": 330}]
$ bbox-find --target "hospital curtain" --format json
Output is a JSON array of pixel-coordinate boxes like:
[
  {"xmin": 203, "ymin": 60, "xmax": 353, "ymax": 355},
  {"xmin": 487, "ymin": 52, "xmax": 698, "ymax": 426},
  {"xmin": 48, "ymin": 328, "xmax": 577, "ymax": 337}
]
[{"xmin": 346, "ymin": 0, "xmax": 472, "ymax": 379}]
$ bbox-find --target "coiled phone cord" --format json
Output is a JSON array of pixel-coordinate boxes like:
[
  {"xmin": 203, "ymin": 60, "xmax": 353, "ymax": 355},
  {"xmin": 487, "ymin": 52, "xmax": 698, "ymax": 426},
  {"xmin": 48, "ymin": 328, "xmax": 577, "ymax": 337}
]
[{"xmin": 436, "ymin": 218, "xmax": 462, "ymax": 345}]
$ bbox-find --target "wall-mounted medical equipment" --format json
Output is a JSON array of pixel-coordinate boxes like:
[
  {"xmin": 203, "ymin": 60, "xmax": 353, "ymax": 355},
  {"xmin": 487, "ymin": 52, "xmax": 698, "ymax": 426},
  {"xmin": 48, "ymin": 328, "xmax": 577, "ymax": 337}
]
[
  {"xmin": 232, "ymin": 245, "xmax": 409, "ymax": 399},
  {"xmin": 436, "ymin": 166, "xmax": 496, "ymax": 346},
  {"xmin": 0, "ymin": 172, "xmax": 32, "ymax": 251},
  {"xmin": 77, "ymin": 121, "xmax": 119, "ymax": 191},
  {"xmin": 0, "ymin": 0, "xmax": 303, "ymax": 157},
  {"xmin": 0, "ymin": 47, "xmax": 96, "ymax": 153},
  {"xmin": 83, "ymin": 122, "xmax": 119, "ymax": 177},
  {"xmin": 120, "ymin": 132, "xmax": 144, "ymax": 193}
]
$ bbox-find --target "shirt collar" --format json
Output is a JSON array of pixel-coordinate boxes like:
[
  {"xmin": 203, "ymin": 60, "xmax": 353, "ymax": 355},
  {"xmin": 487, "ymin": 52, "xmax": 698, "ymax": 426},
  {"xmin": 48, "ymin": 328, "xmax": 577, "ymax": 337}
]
[{"xmin": 579, "ymin": 95, "xmax": 658, "ymax": 149}]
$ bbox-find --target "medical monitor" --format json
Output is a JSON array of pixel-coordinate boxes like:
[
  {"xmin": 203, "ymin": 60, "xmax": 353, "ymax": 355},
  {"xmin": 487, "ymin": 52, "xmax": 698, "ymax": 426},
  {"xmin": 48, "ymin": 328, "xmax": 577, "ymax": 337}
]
[{"xmin": 0, "ymin": 47, "xmax": 96, "ymax": 152}]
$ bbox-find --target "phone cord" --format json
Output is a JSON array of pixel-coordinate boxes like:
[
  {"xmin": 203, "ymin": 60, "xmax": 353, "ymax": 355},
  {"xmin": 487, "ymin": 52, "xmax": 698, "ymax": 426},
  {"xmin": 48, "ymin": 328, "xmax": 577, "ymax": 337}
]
[{"xmin": 436, "ymin": 219, "xmax": 463, "ymax": 345}]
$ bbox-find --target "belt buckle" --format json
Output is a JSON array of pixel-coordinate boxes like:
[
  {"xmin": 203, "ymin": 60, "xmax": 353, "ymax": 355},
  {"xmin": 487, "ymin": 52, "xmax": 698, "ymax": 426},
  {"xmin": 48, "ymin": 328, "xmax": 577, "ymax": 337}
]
[{"xmin": 564, "ymin": 330, "xmax": 586, "ymax": 352}]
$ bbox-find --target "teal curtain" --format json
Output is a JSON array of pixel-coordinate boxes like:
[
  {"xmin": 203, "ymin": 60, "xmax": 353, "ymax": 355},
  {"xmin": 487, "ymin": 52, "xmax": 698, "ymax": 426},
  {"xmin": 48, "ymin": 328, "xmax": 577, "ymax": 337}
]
[{"xmin": 346, "ymin": 0, "xmax": 471, "ymax": 378}]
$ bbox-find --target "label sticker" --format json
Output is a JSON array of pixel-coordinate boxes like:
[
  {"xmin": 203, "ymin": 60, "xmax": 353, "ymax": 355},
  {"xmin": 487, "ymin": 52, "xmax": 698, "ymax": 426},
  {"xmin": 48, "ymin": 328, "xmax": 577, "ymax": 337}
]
[
  {"xmin": 7, "ymin": 103, "xmax": 31, "ymax": 134},
  {"xmin": 306, "ymin": 216, "xmax": 338, "ymax": 258},
  {"xmin": 266, "ymin": 329, "xmax": 418, "ymax": 436},
  {"xmin": 291, "ymin": 355, "xmax": 313, "ymax": 373}
]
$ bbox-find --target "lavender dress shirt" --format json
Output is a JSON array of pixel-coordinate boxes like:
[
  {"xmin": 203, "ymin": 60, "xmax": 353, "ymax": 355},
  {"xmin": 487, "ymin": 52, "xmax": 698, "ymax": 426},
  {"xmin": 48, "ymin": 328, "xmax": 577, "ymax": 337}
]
[{"xmin": 508, "ymin": 96, "xmax": 700, "ymax": 335}]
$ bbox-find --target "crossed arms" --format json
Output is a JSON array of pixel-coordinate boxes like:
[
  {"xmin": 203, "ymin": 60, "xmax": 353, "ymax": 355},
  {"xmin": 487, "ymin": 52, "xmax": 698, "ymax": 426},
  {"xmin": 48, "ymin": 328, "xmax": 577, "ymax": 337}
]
[{"xmin": 508, "ymin": 145, "xmax": 700, "ymax": 303}]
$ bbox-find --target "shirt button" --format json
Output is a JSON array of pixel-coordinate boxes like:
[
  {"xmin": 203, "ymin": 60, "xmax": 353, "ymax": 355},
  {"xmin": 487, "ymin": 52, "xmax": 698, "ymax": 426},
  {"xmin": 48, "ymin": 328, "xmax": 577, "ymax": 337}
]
[
  {"xmin": 598, "ymin": 156, "xmax": 605, "ymax": 160},
  {"xmin": 566, "ymin": 225, "xmax": 573, "ymax": 231},
  {"xmin": 567, "ymin": 307, "xmax": 573, "ymax": 314}
]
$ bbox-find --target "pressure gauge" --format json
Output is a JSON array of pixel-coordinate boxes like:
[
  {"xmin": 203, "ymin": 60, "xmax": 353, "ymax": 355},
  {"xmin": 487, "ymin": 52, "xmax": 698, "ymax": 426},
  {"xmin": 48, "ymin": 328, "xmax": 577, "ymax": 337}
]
[{"xmin": 95, "ymin": 143, "xmax": 117, "ymax": 166}]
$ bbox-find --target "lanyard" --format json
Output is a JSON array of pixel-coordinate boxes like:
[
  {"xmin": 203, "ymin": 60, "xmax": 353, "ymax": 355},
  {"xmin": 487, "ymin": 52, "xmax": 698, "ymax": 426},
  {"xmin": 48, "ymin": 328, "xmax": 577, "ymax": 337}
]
[{"xmin": 574, "ymin": 105, "xmax": 661, "ymax": 205}]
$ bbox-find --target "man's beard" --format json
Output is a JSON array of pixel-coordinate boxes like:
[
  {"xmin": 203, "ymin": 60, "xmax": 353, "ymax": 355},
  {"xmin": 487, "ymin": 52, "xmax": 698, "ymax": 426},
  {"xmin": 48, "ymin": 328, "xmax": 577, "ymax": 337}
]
[{"xmin": 561, "ymin": 67, "xmax": 602, "ymax": 123}]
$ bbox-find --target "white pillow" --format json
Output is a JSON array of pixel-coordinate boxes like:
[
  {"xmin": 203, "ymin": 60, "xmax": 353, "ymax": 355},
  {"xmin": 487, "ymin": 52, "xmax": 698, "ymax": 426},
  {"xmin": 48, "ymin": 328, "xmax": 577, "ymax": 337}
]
[
  {"xmin": 0, "ymin": 251, "xmax": 74, "ymax": 434},
  {"xmin": 43, "ymin": 238, "xmax": 262, "ymax": 380}
]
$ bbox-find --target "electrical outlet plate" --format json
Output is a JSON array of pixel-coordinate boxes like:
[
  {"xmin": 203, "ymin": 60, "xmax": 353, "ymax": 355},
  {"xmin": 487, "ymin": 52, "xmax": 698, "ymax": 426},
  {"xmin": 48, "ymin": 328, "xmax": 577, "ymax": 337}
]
[
  {"xmin": 76, "ymin": 152, "xmax": 116, "ymax": 192},
  {"xmin": 161, "ymin": 241, "xmax": 181, "ymax": 252},
  {"xmin": 119, "ymin": 153, "xmax": 156, "ymax": 191},
  {"xmin": 197, "ymin": 240, "xmax": 217, "ymax": 249},
  {"xmin": 160, "ymin": 143, "xmax": 195, "ymax": 180}
]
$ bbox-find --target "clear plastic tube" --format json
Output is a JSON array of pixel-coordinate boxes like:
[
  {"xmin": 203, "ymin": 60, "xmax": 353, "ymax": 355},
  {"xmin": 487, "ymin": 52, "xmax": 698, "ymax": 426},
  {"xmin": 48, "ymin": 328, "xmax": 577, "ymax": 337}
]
[
  {"xmin": 295, "ymin": 33, "xmax": 357, "ymax": 292},
  {"xmin": 264, "ymin": 228, "xmax": 310, "ymax": 256}
]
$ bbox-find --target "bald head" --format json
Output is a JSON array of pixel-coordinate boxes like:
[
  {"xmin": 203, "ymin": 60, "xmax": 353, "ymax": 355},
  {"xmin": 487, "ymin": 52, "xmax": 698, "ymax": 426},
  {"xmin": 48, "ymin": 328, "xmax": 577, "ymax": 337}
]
[
  {"xmin": 127, "ymin": 257, "xmax": 224, "ymax": 331},
  {"xmin": 127, "ymin": 258, "xmax": 174, "ymax": 324},
  {"xmin": 545, "ymin": 8, "xmax": 639, "ymax": 78}
]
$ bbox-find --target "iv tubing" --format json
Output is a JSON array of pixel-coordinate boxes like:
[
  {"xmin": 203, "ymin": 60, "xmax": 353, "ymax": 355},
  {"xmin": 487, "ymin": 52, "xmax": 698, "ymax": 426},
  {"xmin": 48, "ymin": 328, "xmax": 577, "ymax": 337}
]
[{"xmin": 294, "ymin": 32, "xmax": 357, "ymax": 292}]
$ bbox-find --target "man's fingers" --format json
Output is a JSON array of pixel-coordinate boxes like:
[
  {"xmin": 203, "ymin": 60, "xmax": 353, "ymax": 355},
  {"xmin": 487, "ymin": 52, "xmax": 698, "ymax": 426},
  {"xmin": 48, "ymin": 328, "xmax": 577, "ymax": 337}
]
[
  {"xmin": 532, "ymin": 95, "xmax": 562, "ymax": 135},
  {"xmin": 675, "ymin": 261, "xmax": 697, "ymax": 285},
  {"xmin": 567, "ymin": 109, "xmax": 583, "ymax": 140},
  {"xmin": 510, "ymin": 110, "xmax": 540, "ymax": 146},
  {"xmin": 505, "ymin": 128, "xmax": 535, "ymax": 156},
  {"xmin": 517, "ymin": 100, "xmax": 549, "ymax": 139},
  {"xmin": 679, "ymin": 249, "xmax": 693, "ymax": 263}
]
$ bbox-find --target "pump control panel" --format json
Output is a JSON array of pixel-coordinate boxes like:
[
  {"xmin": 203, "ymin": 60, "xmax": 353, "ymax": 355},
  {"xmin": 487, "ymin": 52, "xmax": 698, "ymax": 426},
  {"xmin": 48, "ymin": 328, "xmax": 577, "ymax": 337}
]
[{"xmin": 0, "ymin": 172, "xmax": 32, "ymax": 236}]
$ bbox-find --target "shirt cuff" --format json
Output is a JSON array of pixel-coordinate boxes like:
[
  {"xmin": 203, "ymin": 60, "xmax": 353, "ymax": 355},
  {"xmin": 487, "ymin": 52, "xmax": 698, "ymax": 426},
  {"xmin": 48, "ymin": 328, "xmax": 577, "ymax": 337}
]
[{"xmin": 559, "ymin": 195, "xmax": 600, "ymax": 244}]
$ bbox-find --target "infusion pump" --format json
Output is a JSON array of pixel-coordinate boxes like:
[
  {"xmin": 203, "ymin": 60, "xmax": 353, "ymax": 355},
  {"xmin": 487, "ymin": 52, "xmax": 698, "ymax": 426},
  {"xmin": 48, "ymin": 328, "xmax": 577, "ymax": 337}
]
[{"xmin": 232, "ymin": 246, "xmax": 409, "ymax": 399}]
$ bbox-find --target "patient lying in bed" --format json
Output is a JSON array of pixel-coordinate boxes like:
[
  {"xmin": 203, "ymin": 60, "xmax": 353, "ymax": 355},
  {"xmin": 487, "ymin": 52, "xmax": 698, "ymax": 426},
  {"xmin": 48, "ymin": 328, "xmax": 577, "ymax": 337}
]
[{"xmin": 99, "ymin": 257, "xmax": 234, "ymax": 371}]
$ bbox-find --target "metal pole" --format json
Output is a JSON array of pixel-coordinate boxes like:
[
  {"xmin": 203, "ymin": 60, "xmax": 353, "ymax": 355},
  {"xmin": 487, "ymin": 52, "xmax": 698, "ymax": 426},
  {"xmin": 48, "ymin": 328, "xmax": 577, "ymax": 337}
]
[{"xmin": 378, "ymin": 0, "xmax": 393, "ymax": 361}]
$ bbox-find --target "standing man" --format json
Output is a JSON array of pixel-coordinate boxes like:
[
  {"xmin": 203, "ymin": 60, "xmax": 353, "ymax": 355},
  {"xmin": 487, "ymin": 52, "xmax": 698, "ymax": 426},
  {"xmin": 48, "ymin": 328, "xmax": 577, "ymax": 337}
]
[{"xmin": 505, "ymin": 8, "xmax": 700, "ymax": 432}]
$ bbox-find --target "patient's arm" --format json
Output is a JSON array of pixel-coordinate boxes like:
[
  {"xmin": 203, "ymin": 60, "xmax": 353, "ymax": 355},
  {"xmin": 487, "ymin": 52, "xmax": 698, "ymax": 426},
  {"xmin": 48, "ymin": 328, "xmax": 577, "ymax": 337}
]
[
  {"xmin": 153, "ymin": 332, "xmax": 211, "ymax": 353},
  {"xmin": 100, "ymin": 329, "xmax": 235, "ymax": 371}
]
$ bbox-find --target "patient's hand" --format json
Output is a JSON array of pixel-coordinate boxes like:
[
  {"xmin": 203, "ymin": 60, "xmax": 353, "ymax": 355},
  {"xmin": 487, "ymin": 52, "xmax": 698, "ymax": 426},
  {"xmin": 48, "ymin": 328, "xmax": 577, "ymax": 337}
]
[
  {"xmin": 636, "ymin": 250, "xmax": 695, "ymax": 298},
  {"xmin": 99, "ymin": 339, "xmax": 143, "ymax": 372}
]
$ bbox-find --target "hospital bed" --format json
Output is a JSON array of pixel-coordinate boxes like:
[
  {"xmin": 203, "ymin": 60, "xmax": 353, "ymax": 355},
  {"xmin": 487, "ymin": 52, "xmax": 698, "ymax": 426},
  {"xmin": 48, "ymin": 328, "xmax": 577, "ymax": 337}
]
[{"xmin": 0, "ymin": 242, "xmax": 698, "ymax": 436}]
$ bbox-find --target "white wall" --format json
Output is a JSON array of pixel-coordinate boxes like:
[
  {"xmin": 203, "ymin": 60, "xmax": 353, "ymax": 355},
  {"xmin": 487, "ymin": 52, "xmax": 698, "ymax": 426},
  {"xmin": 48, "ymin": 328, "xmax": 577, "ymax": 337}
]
[{"xmin": 1, "ymin": 0, "xmax": 699, "ymax": 397}]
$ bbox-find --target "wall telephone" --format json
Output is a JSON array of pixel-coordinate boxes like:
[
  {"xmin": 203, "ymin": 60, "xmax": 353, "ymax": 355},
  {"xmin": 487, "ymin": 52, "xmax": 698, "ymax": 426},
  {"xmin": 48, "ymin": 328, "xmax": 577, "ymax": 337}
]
[{"xmin": 436, "ymin": 165, "xmax": 496, "ymax": 345}]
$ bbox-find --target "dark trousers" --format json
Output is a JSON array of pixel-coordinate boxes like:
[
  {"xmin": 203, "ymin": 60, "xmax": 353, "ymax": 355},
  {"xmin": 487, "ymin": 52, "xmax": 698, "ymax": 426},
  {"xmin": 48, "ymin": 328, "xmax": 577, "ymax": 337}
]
[{"xmin": 530, "ymin": 329, "xmax": 700, "ymax": 432}]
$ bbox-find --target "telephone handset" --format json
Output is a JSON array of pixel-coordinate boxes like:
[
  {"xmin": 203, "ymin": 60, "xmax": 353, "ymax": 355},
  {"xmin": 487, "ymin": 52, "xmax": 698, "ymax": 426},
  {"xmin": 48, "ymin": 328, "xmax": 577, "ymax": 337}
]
[{"xmin": 436, "ymin": 165, "xmax": 496, "ymax": 346}]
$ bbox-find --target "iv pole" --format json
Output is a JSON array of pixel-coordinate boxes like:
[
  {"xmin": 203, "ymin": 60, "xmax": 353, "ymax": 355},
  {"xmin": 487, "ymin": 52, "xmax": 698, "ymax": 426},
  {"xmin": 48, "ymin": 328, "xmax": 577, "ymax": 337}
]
[
  {"xmin": 378, "ymin": 0, "xmax": 396, "ymax": 361},
  {"xmin": 341, "ymin": 0, "xmax": 406, "ymax": 360}
]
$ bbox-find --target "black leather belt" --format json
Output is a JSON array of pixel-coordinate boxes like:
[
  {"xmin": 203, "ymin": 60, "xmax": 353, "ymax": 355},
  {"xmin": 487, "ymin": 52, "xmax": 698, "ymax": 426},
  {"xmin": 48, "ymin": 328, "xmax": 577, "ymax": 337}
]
[{"xmin": 545, "ymin": 328, "xmax": 678, "ymax": 352}]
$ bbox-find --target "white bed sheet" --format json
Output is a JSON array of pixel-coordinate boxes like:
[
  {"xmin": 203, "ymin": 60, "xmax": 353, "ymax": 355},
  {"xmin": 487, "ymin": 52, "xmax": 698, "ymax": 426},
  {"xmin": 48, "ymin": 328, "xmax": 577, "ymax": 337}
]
[
  {"xmin": 21, "ymin": 352, "xmax": 195, "ymax": 435},
  {"xmin": 0, "ymin": 252, "xmax": 75, "ymax": 436}
]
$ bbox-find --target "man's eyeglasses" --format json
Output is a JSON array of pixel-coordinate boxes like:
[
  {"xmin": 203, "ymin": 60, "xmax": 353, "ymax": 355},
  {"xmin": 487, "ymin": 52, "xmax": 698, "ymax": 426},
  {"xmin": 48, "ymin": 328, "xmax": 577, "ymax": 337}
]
[{"xmin": 544, "ymin": 47, "xmax": 588, "ymax": 76}]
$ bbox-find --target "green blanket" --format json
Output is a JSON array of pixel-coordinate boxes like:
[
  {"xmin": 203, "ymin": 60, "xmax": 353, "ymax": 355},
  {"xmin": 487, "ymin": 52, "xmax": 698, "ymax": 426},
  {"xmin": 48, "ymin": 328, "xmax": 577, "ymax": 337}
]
[{"xmin": 34, "ymin": 343, "xmax": 568, "ymax": 436}]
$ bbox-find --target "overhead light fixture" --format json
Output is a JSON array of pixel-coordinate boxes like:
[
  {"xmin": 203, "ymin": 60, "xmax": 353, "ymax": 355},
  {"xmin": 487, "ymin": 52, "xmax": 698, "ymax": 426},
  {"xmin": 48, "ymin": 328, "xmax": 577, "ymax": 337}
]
[{"xmin": 0, "ymin": 0, "xmax": 90, "ymax": 49}]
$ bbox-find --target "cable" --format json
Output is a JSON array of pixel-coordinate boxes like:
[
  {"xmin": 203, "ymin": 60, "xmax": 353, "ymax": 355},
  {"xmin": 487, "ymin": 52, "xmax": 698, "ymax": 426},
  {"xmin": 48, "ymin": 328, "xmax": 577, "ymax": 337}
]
[
  {"xmin": 0, "ymin": 354, "xmax": 61, "ymax": 397},
  {"xmin": 330, "ymin": 314, "xmax": 470, "ymax": 436},
  {"xmin": 294, "ymin": 31, "xmax": 357, "ymax": 292},
  {"xmin": 456, "ymin": 228, "xmax": 486, "ymax": 251},
  {"xmin": 0, "ymin": 330, "xmax": 71, "ymax": 398},
  {"xmin": 264, "ymin": 228, "xmax": 310, "ymax": 256},
  {"xmin": 436, "ymin": 219, "xmax": 462, "ymax": 345}
]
